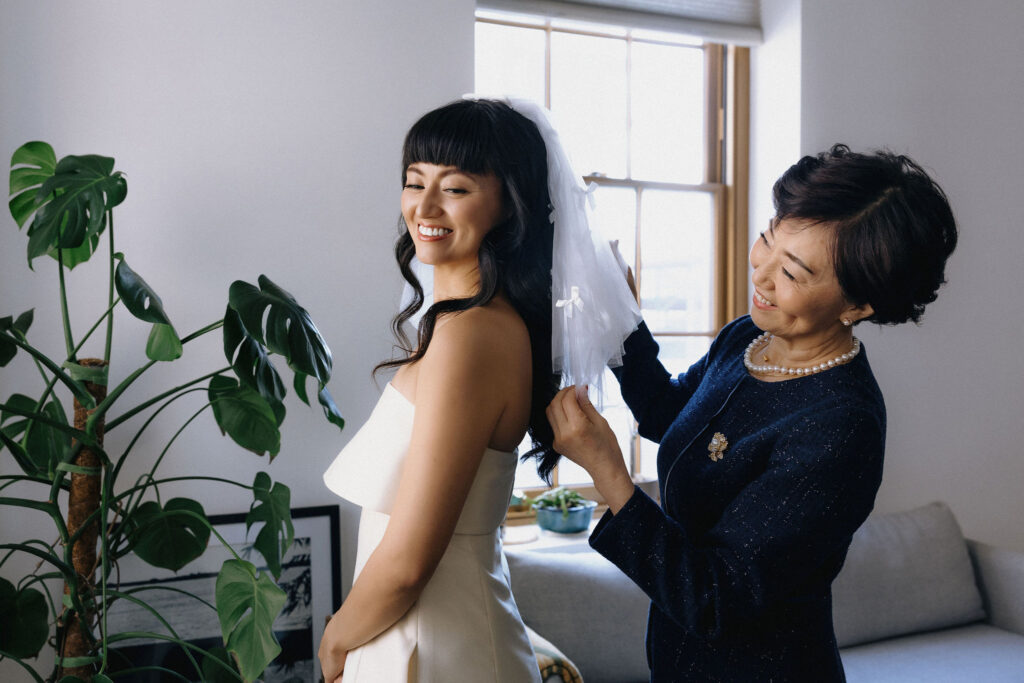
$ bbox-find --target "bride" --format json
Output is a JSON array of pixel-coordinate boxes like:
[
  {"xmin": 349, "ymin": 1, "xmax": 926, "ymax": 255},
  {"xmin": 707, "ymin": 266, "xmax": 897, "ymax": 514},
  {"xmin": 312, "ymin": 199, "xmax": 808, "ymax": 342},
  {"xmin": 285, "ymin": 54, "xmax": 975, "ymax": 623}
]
[{"xmin": 319, "ymin": 97, "xmax": 639, "ymax": 682}]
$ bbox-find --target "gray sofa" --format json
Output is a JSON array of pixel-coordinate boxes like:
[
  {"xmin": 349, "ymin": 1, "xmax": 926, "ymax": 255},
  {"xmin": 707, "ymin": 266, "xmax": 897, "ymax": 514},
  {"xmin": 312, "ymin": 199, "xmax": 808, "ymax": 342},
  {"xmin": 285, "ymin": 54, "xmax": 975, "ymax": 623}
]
[{"xmin": 507, "ymin": 502, "xmax": 1024, "ymax": 682}]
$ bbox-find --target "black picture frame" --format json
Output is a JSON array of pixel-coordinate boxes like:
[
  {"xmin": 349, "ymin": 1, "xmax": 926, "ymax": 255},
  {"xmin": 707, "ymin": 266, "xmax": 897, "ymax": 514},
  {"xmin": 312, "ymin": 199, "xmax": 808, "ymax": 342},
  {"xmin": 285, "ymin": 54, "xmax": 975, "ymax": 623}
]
[{"xmin": 106, "ymin": 505, "xmax": 341, "ymax": 682}]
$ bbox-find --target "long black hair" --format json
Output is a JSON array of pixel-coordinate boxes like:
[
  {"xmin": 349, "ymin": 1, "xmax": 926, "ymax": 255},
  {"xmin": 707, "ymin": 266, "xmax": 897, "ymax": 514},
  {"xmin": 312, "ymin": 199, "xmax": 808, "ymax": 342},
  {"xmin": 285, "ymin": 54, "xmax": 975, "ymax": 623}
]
[{"xmin": 374, "ymin": 98, "xmax": 561, "ymax": 480}]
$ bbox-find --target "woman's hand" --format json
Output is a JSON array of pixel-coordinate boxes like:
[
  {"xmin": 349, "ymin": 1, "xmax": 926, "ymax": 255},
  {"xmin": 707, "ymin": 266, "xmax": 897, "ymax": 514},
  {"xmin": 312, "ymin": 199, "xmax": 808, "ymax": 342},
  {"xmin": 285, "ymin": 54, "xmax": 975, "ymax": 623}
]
[
  {"xmin": 546, "ymin": 386, "xmax": 635, "ymax": 513},
  {"xmin": 318, "ymin": 614, "xmax": 348, "ymax": 682}
]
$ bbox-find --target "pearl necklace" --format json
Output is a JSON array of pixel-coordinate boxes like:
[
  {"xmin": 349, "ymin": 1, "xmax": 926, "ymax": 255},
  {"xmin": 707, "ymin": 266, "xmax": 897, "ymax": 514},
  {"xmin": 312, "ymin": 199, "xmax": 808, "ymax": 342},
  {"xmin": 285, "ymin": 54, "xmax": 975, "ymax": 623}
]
[{"xmin": 743, "ymin": 331, "xmax": 860, "ymax": 377}]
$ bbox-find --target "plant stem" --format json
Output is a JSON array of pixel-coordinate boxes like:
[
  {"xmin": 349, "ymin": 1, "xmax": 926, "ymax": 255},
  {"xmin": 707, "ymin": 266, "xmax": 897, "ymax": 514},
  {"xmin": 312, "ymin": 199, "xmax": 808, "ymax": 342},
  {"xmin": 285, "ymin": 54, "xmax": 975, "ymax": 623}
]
[
  {"xmin": 105, "ymin": 367, "xmax": 230, "ymax": 432},
  {"xmin": 104, "ymin": 210, "xmax": 115, "ymax": 363},
  {"xmin": 0, "ymin": 401, "xmax": 89, "ymax": 442},
  {"xmin": 85, "ymin": 360, "xmax": 156, "ymax": 436},
  {"xmin": 0, "ymin": 537, "xmax": 60, "ymax": 571},
  {"xmin": 87, "ymin": 320, "xmax": 227, "ymax": 436},
  {"xmin": 99, "ymin": 589, "xmax": 204, "ymax": 678},
  {"xmin": 0, "ymin": 331, "xmax": 98, "ymax": 409},
  {"xmin": 77, "ymin": 296, "xmax": 121, "ymax": 361},
  {"xmin": 0, "ymin": 651, "xmax": 47, "ymax": 683},
  {"xmin": 57, "ymin": 249, "xmax": 75, "ymax": 361},
  {"xmin": 148, "ymin": 404, "xmax": 209, "ymax": 479},
  {"xmin": 112, "ymin": 475, "xmax": 252, "ymax": 504},
  {"xmin": 108, "ymin": 387, "xmax": 209, "ymax": 524},
  {"xmin": 0, "ymin": 543, "xmax": 75, "ymax": 576},
  {"xmin": 180, "ymin": 319, "xmax": 224, "ymax": 344}
]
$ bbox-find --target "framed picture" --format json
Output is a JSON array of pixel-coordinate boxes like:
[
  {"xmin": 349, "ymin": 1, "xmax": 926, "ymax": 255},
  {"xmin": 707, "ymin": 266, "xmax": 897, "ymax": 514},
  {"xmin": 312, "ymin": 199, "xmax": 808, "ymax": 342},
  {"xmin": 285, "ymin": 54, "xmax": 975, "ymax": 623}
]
[{"xmin": 106, "ymin": 505, "xmax": 341, "ymax": 682}]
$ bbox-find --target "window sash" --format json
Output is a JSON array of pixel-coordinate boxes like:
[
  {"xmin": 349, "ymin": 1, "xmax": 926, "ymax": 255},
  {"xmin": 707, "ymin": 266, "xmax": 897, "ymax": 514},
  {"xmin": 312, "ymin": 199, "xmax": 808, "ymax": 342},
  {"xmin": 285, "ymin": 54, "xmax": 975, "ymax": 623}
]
[{"xmin": 476, "ymin": 13, "xmax": 749, "ymax": 496}]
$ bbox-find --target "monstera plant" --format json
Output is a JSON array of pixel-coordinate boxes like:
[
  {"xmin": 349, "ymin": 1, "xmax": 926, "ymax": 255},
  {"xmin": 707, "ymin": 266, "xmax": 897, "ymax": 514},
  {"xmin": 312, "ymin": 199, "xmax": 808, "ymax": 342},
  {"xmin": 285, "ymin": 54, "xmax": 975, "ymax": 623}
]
[{"xmin": 0, "ymin": 142, "xmax": 345, "ymax": 682}]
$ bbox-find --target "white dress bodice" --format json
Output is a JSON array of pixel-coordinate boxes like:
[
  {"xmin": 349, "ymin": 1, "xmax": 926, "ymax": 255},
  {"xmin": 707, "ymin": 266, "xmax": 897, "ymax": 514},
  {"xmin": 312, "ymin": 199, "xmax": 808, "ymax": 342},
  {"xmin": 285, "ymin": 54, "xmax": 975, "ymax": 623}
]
[{"xmin": 323, "ymin": 383, "xmax": 539, "ymax": 683}]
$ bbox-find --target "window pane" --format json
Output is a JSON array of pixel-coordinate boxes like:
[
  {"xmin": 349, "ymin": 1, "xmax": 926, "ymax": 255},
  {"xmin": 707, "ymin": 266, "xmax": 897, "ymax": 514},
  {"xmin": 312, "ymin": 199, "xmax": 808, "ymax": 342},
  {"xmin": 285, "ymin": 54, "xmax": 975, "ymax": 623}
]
[
  {"xmin": 639, "ymin": 190, "xmax": 714, "ymax": 332},
  {"xmin": 589, "ymin": 185, "xmax": 637, "ymax": 268},
  {"xmin": 550, "ymin": 32, "xmax": 627, "ymax": 177},
  {"xmin": 636, "ymin": 335, "xmax": 713, "ymax": 480},
  {"xmin": 475, "ymin": 23, "xmax": 546, "ymax": 102},
  {"xmin": 631, "ymin": 43, "xmax": 705, "ymax": 183},
  {"xmin": 514, "ymin": 435, "xmax": 548, "ymax": 491}
]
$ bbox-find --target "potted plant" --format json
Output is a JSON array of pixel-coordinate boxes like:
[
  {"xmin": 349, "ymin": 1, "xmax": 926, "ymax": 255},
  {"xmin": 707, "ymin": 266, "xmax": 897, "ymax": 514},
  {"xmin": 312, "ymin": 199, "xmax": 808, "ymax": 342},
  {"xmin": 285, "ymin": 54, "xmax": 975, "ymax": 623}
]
[
  {"xmin": 0, "ymin": 141, "xmax": 345, "ymax": 682},
  {"xmin": 526, "ymin": 487, "xmax": 598, "ymax": 534}
]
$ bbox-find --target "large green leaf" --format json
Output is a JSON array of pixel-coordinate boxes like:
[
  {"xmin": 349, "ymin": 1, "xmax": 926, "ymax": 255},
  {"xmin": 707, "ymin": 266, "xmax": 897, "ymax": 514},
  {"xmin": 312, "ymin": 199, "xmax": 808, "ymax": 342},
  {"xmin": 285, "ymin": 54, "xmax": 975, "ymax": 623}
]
[
  {"xmin": 215, "ymin": 559, "xmax": 286, "ymax": 683},
  {"xmin": 59, "ymin": 232, "xmax": 102, "ymax": 270},
  {"xmin": 28, "ymin": 398, "xmax": 71, "ymax": 475},
  {"xmin": 208, "ymin": 375, "xmax": 281, "ymax": 458},
  {"xmin": 0, "ymin": 429, "xmax": 35, "ymax": 476},
  {"xmin": 114, "ymin": 256, "xmax": 172, "ymax": 325},
  {"xmin": 0, "ymin": 393, "xmax": 70, "ymax": 477},
  {"xmin": 0, "ymin": 577, "xmax": 49, "ymax": 658},
  {"xmin": 246, "ymin": 473, "xmax": 293, "ymax": 580},
  {"xmin": 293, "ymin": 371, "xmax": 344, "ymax": 431},
  {"xmin": 0, "ymin": 310, "xmax": 33, "ymax": 367},
  {"xmin": 8, "ymin": 141, "xmax": 56, "ymax": 228},
  {"xmin": 201, "ymin": 646, "xmax": 241, "ymax": 683},
  {"xmin": 146, "ymin": 322, "xmax": 183, "ymax": 362},
  {"xmin": 23, "ymin": 153, "xmax": 126, "ymax": 266},
  {"xmin": 114, "ymin": 257, "xmax": 183, "ymax": 361},
  {"xmin": 130, "ymin": 498, "xmax": 211, "ymax": 571},
  {"xmin": 227, "ymin": 276, "xmax": 333, "ymax": 385},
  {"xmin": 317, "ymin": 385, "xmax": 345, "ymax": 431},
  {"xmin": 223, "ymin": 307, "xmax": 285, "ymax": 406}
]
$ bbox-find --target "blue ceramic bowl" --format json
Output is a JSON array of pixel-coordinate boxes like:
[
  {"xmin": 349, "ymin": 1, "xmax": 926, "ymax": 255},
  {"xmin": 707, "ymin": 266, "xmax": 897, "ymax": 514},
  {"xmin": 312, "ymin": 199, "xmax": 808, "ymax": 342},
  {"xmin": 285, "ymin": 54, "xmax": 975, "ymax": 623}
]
[{"xmin": 533, "ymin": 500, "xmax": 598, "ymax": 534}]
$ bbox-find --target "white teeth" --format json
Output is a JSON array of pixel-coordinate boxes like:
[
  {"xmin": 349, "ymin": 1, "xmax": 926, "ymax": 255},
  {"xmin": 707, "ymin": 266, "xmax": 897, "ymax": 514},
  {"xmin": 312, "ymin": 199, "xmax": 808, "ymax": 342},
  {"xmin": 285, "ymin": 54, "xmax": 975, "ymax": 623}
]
[
  {"xmin": 418, "ymin": 225, "xmax": 452, "ymax": 237},
  {"xmin": 755, "ymin": 291, "xmax": 774, "ymax": 306}
]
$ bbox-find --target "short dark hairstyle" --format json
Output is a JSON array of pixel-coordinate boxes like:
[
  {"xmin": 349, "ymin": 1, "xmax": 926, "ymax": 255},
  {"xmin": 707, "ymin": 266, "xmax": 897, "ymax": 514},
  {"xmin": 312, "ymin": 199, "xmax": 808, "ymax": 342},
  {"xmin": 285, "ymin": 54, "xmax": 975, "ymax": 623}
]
[
  {"xmin": 376, "ymin": 98, "xmax": 561, "ymax": 480},
  {"xmin": 772, "ymin": 144, "xmax": 958, "ymax": 325}
]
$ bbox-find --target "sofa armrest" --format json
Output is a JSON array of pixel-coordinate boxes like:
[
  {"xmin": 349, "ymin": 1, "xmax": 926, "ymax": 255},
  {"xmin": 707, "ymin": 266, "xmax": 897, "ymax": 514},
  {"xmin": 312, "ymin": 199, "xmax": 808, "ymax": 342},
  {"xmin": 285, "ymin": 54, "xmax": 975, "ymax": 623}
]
[{"xmin": 968, "ymin": 539, "xmax": 1024, "ymax": 636}]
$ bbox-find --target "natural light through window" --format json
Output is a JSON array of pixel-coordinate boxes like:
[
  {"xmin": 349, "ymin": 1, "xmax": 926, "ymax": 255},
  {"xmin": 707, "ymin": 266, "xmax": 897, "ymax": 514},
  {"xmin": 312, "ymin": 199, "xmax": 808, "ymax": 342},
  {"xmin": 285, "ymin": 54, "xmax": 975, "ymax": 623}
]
[{"xmin": 476, "ymin": 10, "xmax": 739, "ymax": 491}]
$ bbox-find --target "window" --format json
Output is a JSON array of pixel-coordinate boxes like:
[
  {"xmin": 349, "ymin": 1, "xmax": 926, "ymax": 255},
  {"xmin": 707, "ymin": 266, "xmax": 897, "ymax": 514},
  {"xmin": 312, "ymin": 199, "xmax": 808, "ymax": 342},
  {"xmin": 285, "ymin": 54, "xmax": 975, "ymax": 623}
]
[{"xmin": 475, "ymin": 10, "xmax": 750, "ymax": 493}]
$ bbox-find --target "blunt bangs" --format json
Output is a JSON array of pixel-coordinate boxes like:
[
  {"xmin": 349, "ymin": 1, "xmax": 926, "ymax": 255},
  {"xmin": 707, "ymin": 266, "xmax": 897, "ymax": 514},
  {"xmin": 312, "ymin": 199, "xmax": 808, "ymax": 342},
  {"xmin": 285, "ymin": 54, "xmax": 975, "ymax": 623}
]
[{"xmin": 401, "ymin": 101, "xmax": 503, "ymax": 181}]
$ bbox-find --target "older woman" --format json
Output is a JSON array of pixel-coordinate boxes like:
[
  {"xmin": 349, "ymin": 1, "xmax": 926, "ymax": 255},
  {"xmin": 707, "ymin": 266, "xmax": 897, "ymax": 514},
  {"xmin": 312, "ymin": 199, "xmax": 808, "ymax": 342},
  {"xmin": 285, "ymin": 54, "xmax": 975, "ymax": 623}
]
[{"xmin": 547, "ymin": 144, "xmax": 958, "ymax": 681}]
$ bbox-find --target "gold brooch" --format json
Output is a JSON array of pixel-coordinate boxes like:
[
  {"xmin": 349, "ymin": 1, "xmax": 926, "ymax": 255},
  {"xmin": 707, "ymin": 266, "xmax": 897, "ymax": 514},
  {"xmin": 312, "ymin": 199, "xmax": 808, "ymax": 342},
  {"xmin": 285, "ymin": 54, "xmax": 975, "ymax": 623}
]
[{"xmin": 708, "ymin": 432, "xmax": 728, "ymax": 462}]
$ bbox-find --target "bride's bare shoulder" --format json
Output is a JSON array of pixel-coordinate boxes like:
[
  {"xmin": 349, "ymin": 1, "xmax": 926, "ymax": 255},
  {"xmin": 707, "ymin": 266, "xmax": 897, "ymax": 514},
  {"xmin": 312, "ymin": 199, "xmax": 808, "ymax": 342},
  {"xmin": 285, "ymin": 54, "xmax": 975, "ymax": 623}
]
[{"xmin": 425, "ymin": 303, "xmax": 530, "ymax": 372}]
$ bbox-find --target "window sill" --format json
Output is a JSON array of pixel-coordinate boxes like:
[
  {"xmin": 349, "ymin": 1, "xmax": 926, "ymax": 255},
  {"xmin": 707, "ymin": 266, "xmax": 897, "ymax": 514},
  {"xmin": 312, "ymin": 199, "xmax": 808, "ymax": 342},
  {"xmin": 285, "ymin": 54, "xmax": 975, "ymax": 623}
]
[{"xmin": 502, "ymin": 517, "xmax": 599, "ymax": 552}]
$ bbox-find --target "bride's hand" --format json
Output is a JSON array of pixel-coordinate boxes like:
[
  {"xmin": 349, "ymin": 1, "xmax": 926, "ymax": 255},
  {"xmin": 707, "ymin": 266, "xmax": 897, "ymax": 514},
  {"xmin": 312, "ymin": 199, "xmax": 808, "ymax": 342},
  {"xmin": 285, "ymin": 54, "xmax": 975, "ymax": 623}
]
[
  {"xmin": 546, "ymin": 386, "xmax": 635, "ymax": 512},
  {"xmin": 318, "ymin": 615, "xmax": 348, "ymax": 682}
]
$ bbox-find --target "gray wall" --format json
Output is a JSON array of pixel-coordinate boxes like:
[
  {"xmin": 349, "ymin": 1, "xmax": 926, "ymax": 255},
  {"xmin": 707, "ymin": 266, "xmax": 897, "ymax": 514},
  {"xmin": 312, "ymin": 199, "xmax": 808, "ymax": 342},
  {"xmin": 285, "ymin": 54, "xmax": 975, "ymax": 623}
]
[
  {"xmin": 754, "ymin": 0, "xmax": 1024, "ymax": 550},
  {"xmin": 0, "ymin": 1, "xmax": 475, "ymax": 643}
]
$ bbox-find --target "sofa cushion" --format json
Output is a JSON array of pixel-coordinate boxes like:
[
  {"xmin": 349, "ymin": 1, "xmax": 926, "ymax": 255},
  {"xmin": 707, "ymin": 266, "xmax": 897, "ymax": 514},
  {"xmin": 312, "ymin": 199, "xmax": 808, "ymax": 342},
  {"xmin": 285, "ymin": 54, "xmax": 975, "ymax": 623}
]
[
  {"xmin": 506, "ymin": 548, "xmax": 649, "ymax": 683},
  {"xmin": 840, "ymin": 623, "xmax": 1024, "ymax": 682},
  {"xmin": 832, "ymin": 501, "xmax": 985, "ymax": 648}
]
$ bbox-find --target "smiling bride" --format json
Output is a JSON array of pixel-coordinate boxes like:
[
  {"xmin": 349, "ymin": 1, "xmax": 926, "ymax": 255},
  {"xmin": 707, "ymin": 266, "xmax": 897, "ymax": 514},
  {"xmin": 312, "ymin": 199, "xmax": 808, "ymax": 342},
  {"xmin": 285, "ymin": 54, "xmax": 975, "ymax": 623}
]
[{"xmin": 318, "ymin": 97, "xmax": 640, "ymax": 683}]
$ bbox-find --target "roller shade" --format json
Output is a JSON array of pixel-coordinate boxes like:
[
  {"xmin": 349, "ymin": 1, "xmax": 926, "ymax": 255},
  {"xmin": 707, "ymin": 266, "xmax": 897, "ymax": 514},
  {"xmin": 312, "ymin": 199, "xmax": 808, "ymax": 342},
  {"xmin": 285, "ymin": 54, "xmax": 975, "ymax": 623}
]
[{"xmin": 478, "ymin": 0, "xmax": 763, "ymax": 45}]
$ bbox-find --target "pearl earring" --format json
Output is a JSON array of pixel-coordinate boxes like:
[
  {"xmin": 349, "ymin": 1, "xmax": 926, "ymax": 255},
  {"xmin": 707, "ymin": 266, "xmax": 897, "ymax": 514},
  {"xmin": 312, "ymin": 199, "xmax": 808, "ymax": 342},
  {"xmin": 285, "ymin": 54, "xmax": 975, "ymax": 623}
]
[{"xmin": 842, "ymin": 318, "xmax": 853, "ymax": 327}]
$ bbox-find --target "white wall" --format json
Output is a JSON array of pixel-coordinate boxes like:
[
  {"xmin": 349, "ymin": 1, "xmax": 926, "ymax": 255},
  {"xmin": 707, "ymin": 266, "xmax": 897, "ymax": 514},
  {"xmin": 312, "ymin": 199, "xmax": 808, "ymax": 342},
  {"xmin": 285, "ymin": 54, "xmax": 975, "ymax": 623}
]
[
  {"xmin": 750, "ymin": 0, "xmax": 802, "ymax": 252},
  {"xmin": 755, "ymin": 0, "xmax": 1024, "ymax": 549},
  {"xmin": 0, "ymin": 0, "xmax": 476, "ymax": 643}
]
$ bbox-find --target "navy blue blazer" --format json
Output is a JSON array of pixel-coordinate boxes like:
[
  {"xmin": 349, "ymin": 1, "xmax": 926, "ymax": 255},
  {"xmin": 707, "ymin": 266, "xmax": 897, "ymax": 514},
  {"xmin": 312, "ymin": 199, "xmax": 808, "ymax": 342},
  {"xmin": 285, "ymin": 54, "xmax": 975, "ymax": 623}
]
[{"xmin": 590, "ymin": 316, "xmax": 886, "ymax": 682}]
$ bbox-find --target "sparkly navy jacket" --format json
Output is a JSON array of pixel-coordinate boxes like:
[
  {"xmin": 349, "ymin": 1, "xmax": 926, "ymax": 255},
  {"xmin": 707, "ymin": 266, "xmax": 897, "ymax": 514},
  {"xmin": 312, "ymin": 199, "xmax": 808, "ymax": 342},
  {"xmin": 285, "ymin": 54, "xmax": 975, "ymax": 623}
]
[{"xmin": 590, "ymin": 316, "xmax": 886, "ymax": 682}]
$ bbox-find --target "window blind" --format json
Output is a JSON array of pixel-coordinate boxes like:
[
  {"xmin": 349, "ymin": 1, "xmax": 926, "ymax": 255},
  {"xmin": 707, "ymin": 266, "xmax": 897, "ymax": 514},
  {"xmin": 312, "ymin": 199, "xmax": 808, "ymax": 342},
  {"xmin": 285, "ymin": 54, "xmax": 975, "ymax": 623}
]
[{"xmin": 477, "ymin": 0, "xmax": 762, "ymax": 45}]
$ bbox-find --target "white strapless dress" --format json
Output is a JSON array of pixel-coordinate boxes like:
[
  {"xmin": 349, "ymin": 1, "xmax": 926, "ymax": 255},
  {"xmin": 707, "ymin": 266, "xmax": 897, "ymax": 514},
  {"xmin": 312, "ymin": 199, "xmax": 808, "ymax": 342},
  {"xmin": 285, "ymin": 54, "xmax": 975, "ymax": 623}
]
[{"xmin": 323, "ymin": 383, "xmax": 540, "ymax": 683}]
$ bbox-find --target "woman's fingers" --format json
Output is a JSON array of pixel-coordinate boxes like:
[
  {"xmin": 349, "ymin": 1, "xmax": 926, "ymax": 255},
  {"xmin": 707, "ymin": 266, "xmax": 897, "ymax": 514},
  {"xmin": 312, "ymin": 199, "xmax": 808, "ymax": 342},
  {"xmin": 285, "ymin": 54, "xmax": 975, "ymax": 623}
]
[
  {"xmin": 575, "ymin": 386, "xmax": 604, "ymax": 422},
  {"xmin": 560, "ymin": 385, "xmax": 587, "ymax": 426}
]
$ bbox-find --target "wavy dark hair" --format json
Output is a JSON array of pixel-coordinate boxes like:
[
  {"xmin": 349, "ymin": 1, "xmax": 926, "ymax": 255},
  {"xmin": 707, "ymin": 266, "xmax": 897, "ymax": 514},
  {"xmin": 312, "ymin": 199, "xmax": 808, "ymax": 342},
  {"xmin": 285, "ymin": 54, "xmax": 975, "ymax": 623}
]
[
  {"xmin": 773, "ymin": 144, "xmax": 958, "ymax": 325},
  {"xmin": 374, "ymin": 99, "xmax": 561, "ymax": 480}
]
